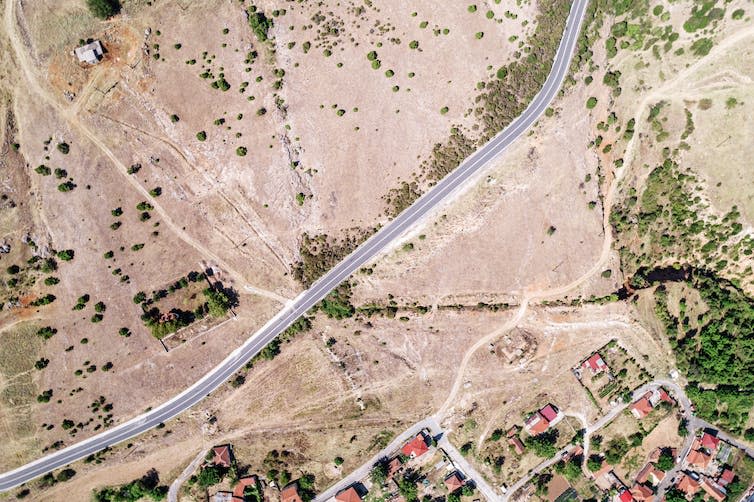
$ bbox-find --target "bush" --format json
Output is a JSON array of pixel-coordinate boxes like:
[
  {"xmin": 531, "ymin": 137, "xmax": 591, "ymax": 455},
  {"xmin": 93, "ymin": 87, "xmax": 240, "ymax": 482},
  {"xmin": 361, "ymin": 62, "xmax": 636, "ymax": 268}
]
[
  {"xmin": 587, "ymin": 455, "xmax": 602, "ymax": 471},
  {"xmin": 56, "ymin": 143, "xmax": 70, "ymax": 154},
  {"xmin": 236, "ymin": 146, "xmax": 248, "ymax": 156},
  {"xmin": 57, "ymin": 181, "xmax": 76, "ymax": 192},
  {"xmin": 86, "ymin": 0, "xmax": 121, "ymax": 19},
  {"xmin": 586, "ymin": 97, "xmax": 598, "ymax": 109},
  {"xmin": 196, "ymin": 131, "xmax": 207, "ymax": 141},
  {"xmin": 56, "ymin": 249, "xmax": 74, "ymax": 261},
  {"xmin": 248, "ymin": 8, "xmax": 272, "ymax": 42}
]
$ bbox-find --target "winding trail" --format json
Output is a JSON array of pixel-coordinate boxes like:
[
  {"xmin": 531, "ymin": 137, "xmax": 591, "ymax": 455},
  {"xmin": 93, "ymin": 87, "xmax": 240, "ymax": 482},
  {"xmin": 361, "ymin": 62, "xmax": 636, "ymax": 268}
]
[{"xmin": 3, "ymin": 0, "xmax": 286, "ymax": 304}]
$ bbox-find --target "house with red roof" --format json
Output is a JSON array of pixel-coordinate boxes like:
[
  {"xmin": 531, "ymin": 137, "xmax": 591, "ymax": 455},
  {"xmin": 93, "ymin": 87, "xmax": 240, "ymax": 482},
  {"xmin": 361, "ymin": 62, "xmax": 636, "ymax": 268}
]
[
  {"xmin": 635, "ymin": 463, "xmax": 665, "ymax": 486},
  {"xmin": 618, "ymin": 488, "xmax": 634, "ymax": 502},
  {"xmin": 335, "ymin": 486, "xmax": 362, "ymax": 502},
  {"xmin": 444, "ymin": 472, "xmax": 465, "ymax": 492},
  {"xmin": 401, "ymin": 433, "xmax": 430, "ymax": 458},
  {"xmin": 686, "ymin": 448, "xmax": 712, "ymax": 470},
  {"xmin": 211, "ymin": 444, "xmax": 233, "ymax": 468},
  {"xmin": 629, "ymin": 484, "xmax": 653, "ymax": 502},
  {"xmin": 281, "ymin": 483, "xmax": 304, "ymax": 502},
  {"xmin": 524, "ymin": 404, "xmax": 563, "ymax": 436},
  {"xmin": 717, "ymin": 468, "xmax": 735, "ymax": 486},
  {"xmin": 700, "ymin": 432, "xmax": 721, "ymax": 452},
  {"xmin": 676, "ymin": 473, "xmax": 701, "ymax": 498},
  {"xmin": 582, "ymin": 353, "xmax": 609, "ymax": 375},
  {"xmin": 386, "ymin": 458, "xmax": 402, "ymax": 480},
  {"xmin": 232, "ymin": 476, "xmax": 258, "ymax": 501},
  {"xmin": 701, "ymin": 479, "xmax": 727, "ymax": 502},
  {"xmin": 508, "ymin": 436, "xmax": 525, "ymax": 455},
  {"xmin": 630, "ymin": 394, "xmax": 654, "ymax": 419}
]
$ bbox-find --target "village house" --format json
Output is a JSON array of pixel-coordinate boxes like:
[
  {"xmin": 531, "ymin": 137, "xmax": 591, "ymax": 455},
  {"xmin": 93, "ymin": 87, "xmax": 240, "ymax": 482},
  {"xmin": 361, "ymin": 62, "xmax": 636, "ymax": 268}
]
[
  {"xmin": 508, "ymin": 436, "xmax": 525, "ymax": 455},
  {"xmin": 335, "ymin": 486, "xmax": 363, "ymax": 502},
  {"xmin": 233, "ymin": 476, "xmax": 258, "ymax": 501},
  {"xmin": 635, "ymin": 463, "xmax": 666, "ymax": 486},
  {"xmin": 281, "ymin": 483, "xmax": 304, "ymax": 502},
  {"xmin": 617, "ymin": 488, "xmax": 634, "ymax": 502},
  {"xmin": 582, "ymin": 353, "xmax": 609, "ymax": 375},
  {"xmin": 524, "ymin": 404, "xmax": 563, "ymax": 436},
  {"xmin": 213, "ymin": 491, "xmax": 234, "ymax": 502},
  {"xmin": 386, "ymin": 458, "xmax": 403, "ymax": 480},
  {"xmin": 74, "ymin": 40, "xmax": 104, "ymax": 64},
  {"xmin": 701, "ymin": 478, "xmax": 727, "ymax": 502},
  {"xmin": 401, "ymin": 433, "xmax": 430, "ymax": 458},
  {"xmin": 444, "ymin": 472, "xmax": 465, "ymax": 493},
  {"xmin": 717, "ymin": 468, "xmax": 735, "ymax": 487},
  {"xmin": 629, "ymin": 483, "xmax": 653, "ymax": 502},
  {"xmin": 211, "ymin": 444, "xmax": 233, "ymax": 468},
  {"xmin": 629, "ymin": 387, "xmax": 675, "ymax": 419},
  {"xmin": 675, "ymin": 473, "xmax": 702, "ymax": 498}
]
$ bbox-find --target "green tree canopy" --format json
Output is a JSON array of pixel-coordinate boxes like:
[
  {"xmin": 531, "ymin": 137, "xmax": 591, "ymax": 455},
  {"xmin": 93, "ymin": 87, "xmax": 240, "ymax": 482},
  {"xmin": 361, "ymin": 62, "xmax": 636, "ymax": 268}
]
[{"xmin": 86, "ymin": 0, "xmax": 121, "ymax": 19}]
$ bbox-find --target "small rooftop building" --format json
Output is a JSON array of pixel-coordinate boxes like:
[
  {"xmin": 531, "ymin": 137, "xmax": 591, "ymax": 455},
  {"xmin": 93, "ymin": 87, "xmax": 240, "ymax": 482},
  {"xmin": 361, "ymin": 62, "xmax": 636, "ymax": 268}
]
[
  {"xmin": 401, "ymin": 433, "xmax": 429, "ymax": 458},
  {"xmin": 582, "ymin": 353, "xmax": 609, "ymax": 374},
  {"xmin": 335, "ymin": 486, "xmax": 362, "ymax": 502},
  {"xmin": 213, "ymin": 492, "xmax": 234, "ymax": 502},
  {"xmin": 281, "ymin": 483, "xmax": 303, "ymax": 502},
  {"xmin": 630, "ymin": 394, "xmax": 654, "ymax": 419},
  {"xmin": 444, "ymin": 472, "xmax": 464, "ymax": 492},
  {"xmin": 676, "ymin": 473, "xmax": 701, "ymax": 498},
  {"xmin": 211, "ymin": 444, "xmax": 233, "ymax": 468},
  {"xmin": 74, "ymin": 40, "xmax": 104, "ymax": 64},
  {"xmin": 700, "ymin": 432, "xmax": 721, "ymax": 452}
]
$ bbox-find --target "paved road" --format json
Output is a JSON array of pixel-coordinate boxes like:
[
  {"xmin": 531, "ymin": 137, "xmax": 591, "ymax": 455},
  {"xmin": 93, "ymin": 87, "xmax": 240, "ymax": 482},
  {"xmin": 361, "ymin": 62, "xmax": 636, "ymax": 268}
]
[{"xmin": 0, "ymin": 0, "xmax": 589, "ymax": 492}]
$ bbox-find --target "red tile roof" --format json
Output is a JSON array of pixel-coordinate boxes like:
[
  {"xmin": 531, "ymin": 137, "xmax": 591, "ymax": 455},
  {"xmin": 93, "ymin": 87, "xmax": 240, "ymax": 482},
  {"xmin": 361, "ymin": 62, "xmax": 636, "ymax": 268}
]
[
  {"xmin": 444, "ymin": 472, "xmax": 464, "ymax": 492},
  {"xmin": 718, "ymin": 468, "xmax": 735, "ymax": 486},
  {"xmin": 335, "ymin": 487, "xmax": 362, "ymax": 502},
  {"xmin": 401, "ymin": 434, "xmax": 429, "ymax": 458},
  {"xmin": 540, "ymin": 404, "xmax": 559, "ymax": 422},
  {"xmin": 528, "ymin": 414, "xmax": 550, "ymax": 435},
  {"xmin": 635, "ymin": 464, "xmax": 665, "ymax": 485},
  {"xmin": 701, "ymin": 432, "xmax": 720, "ymax": 451},
  {"xmin": 387, "ymin": 458, "xmax": 402, "ymax": 479},
  {"xmin": 676, "ymin": 474, "xmax": 701, "ymax": 497},
  {"xmin": 584, "ymin": 353, "xmax": 608, "ymax": 372},
  {"xmin": 281, "ymin": 484, "xmax": 303, "ymax": 502},
  {"xmin": 658, "ymin": 388, "xmax": 675, "ymax": 405},
  {"xmin": 233, "ymin": 476, "xmax": 258, "ymax": 499},
  {"xmin": 508, "ymin": 437, "xmax": 525, "ymax": 455},
  {"xmin": 630, "ymin": 396, "xmax": 653, "ymax": 419},
  {"xmin": 701, "ymin": 479, "xmax": 726, "ymax": 502},
  {"xmin": 630, "ymin": 484, "xmax": 653, "ymax": 501},
  {"xmin": 212, "ymin": 445, "xmax": 232, "ymax": 468},
  {"xmin": 618, "ymin": 489, "xmax": 634, "ymax": 502},
  {"xmin": 686, "ymin": 449, "xmax": 712, "ymax": 469}
]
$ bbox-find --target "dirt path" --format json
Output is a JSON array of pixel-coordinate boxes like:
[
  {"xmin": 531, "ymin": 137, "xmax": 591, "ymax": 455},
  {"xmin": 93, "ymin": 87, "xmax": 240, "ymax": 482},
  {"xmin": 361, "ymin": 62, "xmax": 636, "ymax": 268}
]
[
  {"xmin": 435, "ymin": 23, "xmax": 754, "ymax": 426},
  {"xmin": 3, "ymin": 0, "xmax": 287, "ymax": 304}
]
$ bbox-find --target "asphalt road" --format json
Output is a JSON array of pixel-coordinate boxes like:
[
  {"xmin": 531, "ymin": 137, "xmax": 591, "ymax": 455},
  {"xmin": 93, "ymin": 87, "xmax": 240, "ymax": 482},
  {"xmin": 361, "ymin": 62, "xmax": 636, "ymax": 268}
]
[{"xmin": 0, "ymin": 0, "xmax": 589, "ymax": 491}]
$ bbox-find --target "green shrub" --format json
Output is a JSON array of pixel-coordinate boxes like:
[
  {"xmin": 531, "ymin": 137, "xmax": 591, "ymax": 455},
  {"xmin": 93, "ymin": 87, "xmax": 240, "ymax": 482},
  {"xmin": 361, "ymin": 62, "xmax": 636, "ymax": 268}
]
[
  {"xmin": 586, "ymin": 97, "xmax": 598, "ymax": 109},
  {"xmin": 196, "ymin": 131, "xmax": 207, "ymax": 141},
  {"xmin": 236, "ymin": 146, "xmax": 248, "ymax": 156},
  {"xmin": 248, "ymin": 8, "xmax": 272, "ymax": 42},
  {"xmin": 56, "ymin": 249, "xmax": 74, "ymax": 261},
  {"xmin": 56, "ymin": 143, "xmax": 70, "ymax": 154}
]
